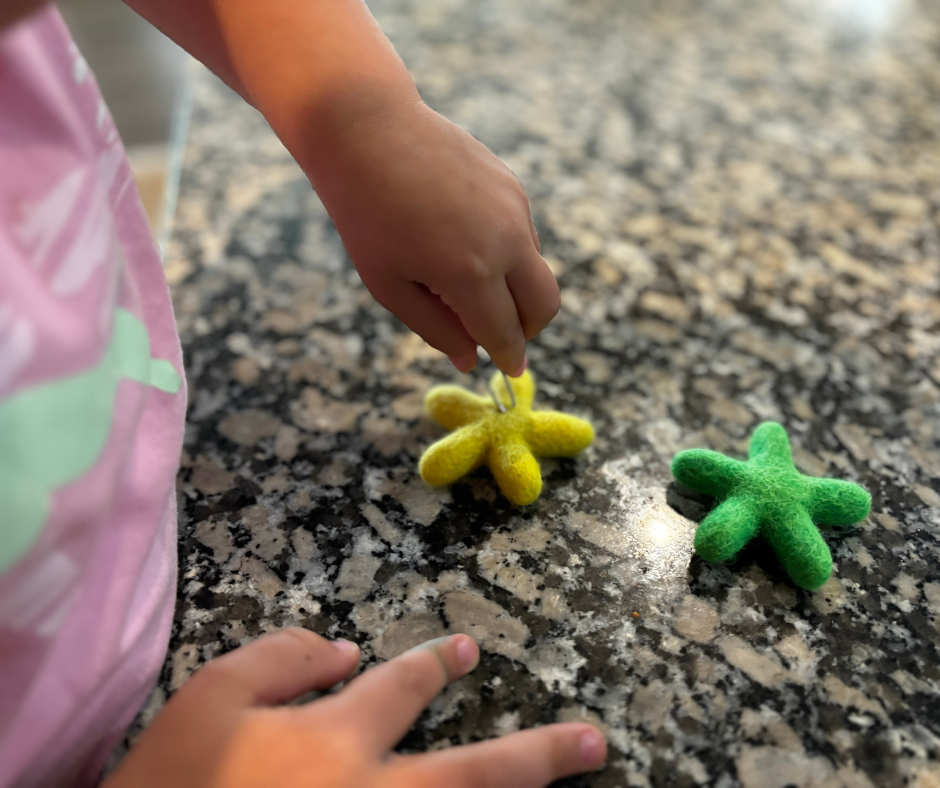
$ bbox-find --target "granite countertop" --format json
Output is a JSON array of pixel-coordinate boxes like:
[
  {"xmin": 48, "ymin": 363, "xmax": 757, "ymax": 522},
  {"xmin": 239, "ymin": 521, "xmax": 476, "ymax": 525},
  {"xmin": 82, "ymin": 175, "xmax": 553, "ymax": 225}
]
[{"xmin": 145, "ymin": 0, "xmax": 940, "ymax": 784}]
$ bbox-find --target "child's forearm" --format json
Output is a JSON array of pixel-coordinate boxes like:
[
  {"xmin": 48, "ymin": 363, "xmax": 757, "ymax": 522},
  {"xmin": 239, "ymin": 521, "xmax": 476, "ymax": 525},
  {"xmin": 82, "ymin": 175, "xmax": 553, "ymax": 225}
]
[
  {"xmin": 124, "ymin": 0, "xmax": 420, "ymax": 170},
  {"xmin": 126, "ymin": 0, "xmax": 557, "ymax": 375}
]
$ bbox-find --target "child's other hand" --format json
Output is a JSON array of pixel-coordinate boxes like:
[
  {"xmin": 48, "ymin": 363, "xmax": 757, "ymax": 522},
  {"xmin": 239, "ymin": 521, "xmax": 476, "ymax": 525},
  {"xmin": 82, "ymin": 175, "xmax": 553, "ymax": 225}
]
[
  {"xmin": 104, "ymin": 629, "xmax": 606, "ymax": 788},
  {"xmin": 308, "ymin": 99, "xmax": 559, "ymax": 376}
]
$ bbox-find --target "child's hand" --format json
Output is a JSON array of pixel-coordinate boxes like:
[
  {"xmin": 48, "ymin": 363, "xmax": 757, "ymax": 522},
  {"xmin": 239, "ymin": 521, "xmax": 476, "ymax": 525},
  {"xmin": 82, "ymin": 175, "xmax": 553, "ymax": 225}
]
[
  {"xmin": 306, "ymin": 99, "xmax": 559, "ymax": 376},
  {"xmin": 105, "ymin": 629, "xmax": 606, "ymax": 788},
  {"xmin": 126, "ymin": 0, "xmax": 557, "ymax": 376}
]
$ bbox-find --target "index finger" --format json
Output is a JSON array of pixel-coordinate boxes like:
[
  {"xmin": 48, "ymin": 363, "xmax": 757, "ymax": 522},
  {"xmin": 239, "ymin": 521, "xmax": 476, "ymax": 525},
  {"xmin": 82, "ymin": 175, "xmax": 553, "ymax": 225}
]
[
  {"xmin": 313, "ymin": 634, "xmax": 479, "ymax": 753},
  {"xmin": 448, "ymin": 275, "xmax": 527, "ymax": 376},
  {"xmin": 189, "ymin": 628, "xmax": 361, "ymax": 708}
]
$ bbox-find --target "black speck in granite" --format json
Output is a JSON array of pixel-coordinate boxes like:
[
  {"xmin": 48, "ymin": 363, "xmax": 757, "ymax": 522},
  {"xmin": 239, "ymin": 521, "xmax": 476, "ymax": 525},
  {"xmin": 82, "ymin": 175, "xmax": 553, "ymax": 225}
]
[{"xmin": 124, "ymin": 0, "xmax": 940, "ymax": 784}]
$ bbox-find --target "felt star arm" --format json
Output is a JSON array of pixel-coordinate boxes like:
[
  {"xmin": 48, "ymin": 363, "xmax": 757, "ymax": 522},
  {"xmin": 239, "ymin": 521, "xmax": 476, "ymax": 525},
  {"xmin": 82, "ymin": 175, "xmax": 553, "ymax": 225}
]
[
  {"xmin": 694, "ymin": 494, "xmax": 760, "ymax": 563},
  {"xmin": 761, "ymin": 503, "xmax": 832, "ymax": 590},
  {"xmin": 672, "ymin": 449, "xmax": 748, "ymax": 499},
  {"xmin": 490, "ymin": 370, "xmax": 535, "ymax": 410},
  {"xmin": 807, "ymin": 478, "xmax": 872, "ymax": 526},
  {"xmin": 424, "ymin": 386, "xmax": 494, "ymax": 431},
  {"xmin": 418, "ymin": 424, "xmax": 488, "ymax": 486},
  {"xmin": 748, "ymin": 421, "xmax": 792, "ymax": 464},
  {"xmin": 489, "ymin": 433, "xmax": 542, "ymax": 506},
  {"xmin": 524, "ymin": 412, "xmax": 595, "ymax": 457}
]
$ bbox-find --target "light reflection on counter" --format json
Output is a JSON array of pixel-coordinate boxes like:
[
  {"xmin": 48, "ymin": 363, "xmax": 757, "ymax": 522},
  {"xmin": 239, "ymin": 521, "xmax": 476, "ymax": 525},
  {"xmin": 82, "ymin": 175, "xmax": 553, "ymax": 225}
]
[
  {"xmin": 569, "ymin": 459, "xmax": 698, "ymax": 609},
  {"xmin": 811, "ymin": 0, "xmax": 906, "ymax": 37}
]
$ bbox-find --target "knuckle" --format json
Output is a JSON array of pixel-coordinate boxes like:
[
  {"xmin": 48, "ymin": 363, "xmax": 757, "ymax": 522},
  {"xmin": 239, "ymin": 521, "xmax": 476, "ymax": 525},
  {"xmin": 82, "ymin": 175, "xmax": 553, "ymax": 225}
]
[
  {"xmin": 511, "ymin": 223, "xmax": 535, "ymax": 251},
  {"xmin": 279, "ymin": 626, "xmax": 319, "ymax": 652},
  {"xmin": 189, "ymin": 657, "xmax": 235, "ymax": 694},
  {"xmin": 461, "ymin": 254, "xmax": 495, "ymax": 285},
  {"xmin": 527, "ymin": 298, "xmax": 559, "ymax": 339}
]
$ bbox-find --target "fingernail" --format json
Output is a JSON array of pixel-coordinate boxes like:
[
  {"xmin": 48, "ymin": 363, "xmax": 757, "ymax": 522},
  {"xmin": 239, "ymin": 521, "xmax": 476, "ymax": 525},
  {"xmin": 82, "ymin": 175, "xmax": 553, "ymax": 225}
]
[
  {"xmin": 449, "ymin": 353, "xmax": 477, "ymax": 373},
  {"xmin": 454, "ymin": 635, "xmax": 479, "ymax": 673},
  {"xmin": 579, "ymin": 729, "xmax": 606, "ymax": 766},
  {"xmin": 407, "ymin": 636, "xmax": 453, "ymax": 655},
  {"xmin": 332, "ymin": 639, "xmax": 360, "ymax": 657},
  {"xmin": 509, "ymin": 357, "xmax": 527, "ymax": 378},
  {"xmin": 406, "ymin": 635, "xmax": 479, "ymax": 675}
]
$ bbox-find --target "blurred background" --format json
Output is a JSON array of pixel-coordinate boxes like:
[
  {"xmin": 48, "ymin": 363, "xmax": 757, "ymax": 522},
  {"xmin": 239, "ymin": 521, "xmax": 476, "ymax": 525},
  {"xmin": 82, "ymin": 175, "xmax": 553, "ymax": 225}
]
[{"xmin": 58, "ymin": 0, "xmax": 190, "ymax": 240}]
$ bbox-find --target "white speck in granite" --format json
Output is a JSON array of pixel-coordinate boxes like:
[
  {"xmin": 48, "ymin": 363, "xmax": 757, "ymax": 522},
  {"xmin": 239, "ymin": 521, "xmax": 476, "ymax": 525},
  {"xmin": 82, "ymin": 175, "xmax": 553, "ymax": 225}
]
[{"xmin": 492, "ymin": 710, "xmax": 521, "ymax": 736}]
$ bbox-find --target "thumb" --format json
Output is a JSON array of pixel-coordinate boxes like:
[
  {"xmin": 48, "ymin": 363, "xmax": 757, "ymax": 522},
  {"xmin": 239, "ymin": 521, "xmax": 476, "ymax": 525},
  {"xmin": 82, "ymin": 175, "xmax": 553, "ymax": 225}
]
[{"xmin": 192, "ymin": 628, "xmax": 361, "ymax": 708}]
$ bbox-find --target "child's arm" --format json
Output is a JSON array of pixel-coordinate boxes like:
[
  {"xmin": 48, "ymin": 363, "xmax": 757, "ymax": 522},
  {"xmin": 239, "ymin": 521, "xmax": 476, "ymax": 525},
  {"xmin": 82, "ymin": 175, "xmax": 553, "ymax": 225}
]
[
  {"xmin": 104, "ymin": 630, "xmax": 605, "ymax": 787},
  {"xmin": 126, "ymin": 0, "xmax": 559, "ymax": 375}
]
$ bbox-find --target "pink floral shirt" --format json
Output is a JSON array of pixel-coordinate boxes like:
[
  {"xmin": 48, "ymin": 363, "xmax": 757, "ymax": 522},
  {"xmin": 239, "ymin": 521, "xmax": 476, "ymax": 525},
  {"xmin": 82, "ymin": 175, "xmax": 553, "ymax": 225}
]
[{"xmin": 0, "ymin": 6, "xmax": 186, "ymax": 786}]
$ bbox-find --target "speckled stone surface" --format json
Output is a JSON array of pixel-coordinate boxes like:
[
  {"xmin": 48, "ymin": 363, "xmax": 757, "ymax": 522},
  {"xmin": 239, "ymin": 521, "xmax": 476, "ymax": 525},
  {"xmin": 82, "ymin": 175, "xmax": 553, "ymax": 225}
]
[{"xmin": 146, "ymin": 0, "xmax": 940, "ymax": 785}]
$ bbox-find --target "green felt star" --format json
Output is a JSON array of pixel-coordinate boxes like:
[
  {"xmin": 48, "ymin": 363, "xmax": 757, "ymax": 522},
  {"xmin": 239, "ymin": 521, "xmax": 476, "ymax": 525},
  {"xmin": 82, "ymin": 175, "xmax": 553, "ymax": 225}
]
[{"xmin": 672, "ymin": 422, "xmax": 871, "ymax": 590}]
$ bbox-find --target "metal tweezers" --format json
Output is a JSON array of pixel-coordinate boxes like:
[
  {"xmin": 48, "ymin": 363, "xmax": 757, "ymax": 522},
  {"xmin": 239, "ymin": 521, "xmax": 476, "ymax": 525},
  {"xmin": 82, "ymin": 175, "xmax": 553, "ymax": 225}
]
[{"xmin": 488, "ymin": 370, "xmax": 516, "ymax": 413}]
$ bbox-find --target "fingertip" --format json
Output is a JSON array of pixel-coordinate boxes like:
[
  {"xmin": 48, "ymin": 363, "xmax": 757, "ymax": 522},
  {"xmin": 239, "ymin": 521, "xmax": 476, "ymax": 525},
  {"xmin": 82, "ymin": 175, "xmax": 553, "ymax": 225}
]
[
  {"xmin": 449, "ymin": 351, "xmax": 478, "ymax": 373},
  {"xmin": 508, "ymin": 356, "xmax": 527, "ymax": 378},
  {"xmin": 453, "ymin": 634, "xmax": 479, "ymax": 674},
  {"xmin": 406, "ymin": 634, "xmax": 479, "ymax": 681},
  {"xmin": 577, "ymin": 726, "xmax": 607, "ymax": 769},
  {"xmin": 490, "ymin": 345, "xmax": 526, "ymax": 378},
  {"xmin": 332, "ymin": 638, "xmax": 361, "ymax": 660}
]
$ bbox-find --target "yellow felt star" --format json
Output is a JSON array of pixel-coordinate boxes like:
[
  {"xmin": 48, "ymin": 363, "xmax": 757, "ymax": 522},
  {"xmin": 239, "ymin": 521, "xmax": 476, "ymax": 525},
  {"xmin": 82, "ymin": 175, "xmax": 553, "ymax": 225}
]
[{"xmin": 418, "ymin": 370, "xmax": 594, "ymax": 506}]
